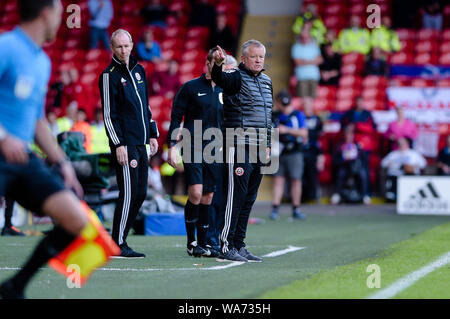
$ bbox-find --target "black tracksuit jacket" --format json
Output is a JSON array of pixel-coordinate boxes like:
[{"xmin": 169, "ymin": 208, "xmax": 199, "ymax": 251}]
[{"xmin": 99, "ymin": 55, "xmax": 158, "ymax": 149}]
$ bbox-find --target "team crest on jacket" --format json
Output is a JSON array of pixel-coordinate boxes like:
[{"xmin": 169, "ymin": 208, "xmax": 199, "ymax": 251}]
[
  {"xmin": 130, "ymin": 159, "xmax": 138, "ymax": 168},
  {"xmin": 235, "ymin": 167, "xmax": 244, "ymax": 176},
  {"xmin": 135, "ymin": 72, "xmax": 141, "ymax": 81}
]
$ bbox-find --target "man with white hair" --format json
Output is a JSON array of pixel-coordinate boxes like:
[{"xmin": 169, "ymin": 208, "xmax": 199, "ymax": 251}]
[
  {"xmin": 99, "ymin": 29, "xmax": 159, "ymax": 258},
  {"xmin": 211, "ymin": 41, "xmax": 273, "ymax": 262}
]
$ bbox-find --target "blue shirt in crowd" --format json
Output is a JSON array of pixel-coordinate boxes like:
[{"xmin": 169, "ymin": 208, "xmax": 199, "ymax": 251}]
[
  {"xmin": 0, "ymin": 27, "xmax": 50, "ymax": 144},
  {"xmin": 88, "ymin": 0, "xmax": 114, "ymax": 29},
  {"xmin": 136, "ymin": 41, "xmax": 162, "ymax": 62},
  {"xmin": 291, "ymin": 40, "xmax": 321, "ymax": 81}
]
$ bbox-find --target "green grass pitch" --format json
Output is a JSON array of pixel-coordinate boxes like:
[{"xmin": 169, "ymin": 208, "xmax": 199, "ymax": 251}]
[{"xmin": 1, "ymin": 203, "xmax": 449, "ymax": 299}]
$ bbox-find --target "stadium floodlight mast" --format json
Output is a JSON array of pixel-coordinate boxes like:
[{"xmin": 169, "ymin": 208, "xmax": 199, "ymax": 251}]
[{"xmin": 170, "ymin": 120, "xmax": 279, "ymax": 174}]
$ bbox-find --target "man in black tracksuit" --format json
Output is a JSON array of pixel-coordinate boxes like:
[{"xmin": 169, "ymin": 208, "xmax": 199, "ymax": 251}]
[
  {"xmin": 167, "ymin": 47, "xmax": 224, "ymax": 258},
  {"xmin": 99, "ymin": 29, "xmax": 159, "ymax": 258},
  {"xmin": 211, "ymin": 41, "xmax": 273, "ymax": 262}
]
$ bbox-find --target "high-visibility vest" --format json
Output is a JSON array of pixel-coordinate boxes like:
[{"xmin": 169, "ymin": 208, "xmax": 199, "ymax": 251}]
[
  {"xmin": 56, "ymin": 117, "xmax": 73, "ymax": 135},
  {"xmin": 71, "ymin": 121, "xmax": 93, "ymax": 154},
  {"xmin": 90, "ymin": 123, "xmax": 110, "ymax": 154},
  {"xmin": 292, "ymin": 14, "xmax": 327, "ymax": 44},
  {"xmin": 371, "ymin": 26, "xmax": 401, "ymax": 53},
  {"xmin": 338, "ymin": 28, "xmax": 371, "ymax": 55}
]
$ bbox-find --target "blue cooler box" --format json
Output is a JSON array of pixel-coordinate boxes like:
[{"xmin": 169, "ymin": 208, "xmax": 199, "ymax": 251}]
[{"xmin": 144, "ymin": 212, "xmax": 186, "ymax": 236}]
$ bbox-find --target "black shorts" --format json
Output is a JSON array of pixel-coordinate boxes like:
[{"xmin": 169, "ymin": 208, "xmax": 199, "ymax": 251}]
[
  {"xmin": 0, "ymin": 152, "xmax": 66, "ymax": 215},
  {"xmin": 184, "ymin": 162, "xmax": 220, "ymax": 193}
]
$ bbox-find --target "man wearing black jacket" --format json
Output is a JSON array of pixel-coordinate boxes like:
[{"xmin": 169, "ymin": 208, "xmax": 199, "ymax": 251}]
[
  {"xmin": 167, "ymin": 47, "xmax": 225, "ymax": 258},
  {"xmin": 99, "ymin": 29, "xmax": 159, "ymax": 258},
  {"xmin": 211, "ymin": 41, "xmax": 273, "ymax": 262}
]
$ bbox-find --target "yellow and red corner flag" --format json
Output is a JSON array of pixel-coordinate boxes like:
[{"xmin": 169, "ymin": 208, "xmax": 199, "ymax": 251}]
[{"xmin": 49, "ymin": 202, "xmax": 120, "ymax": 286}]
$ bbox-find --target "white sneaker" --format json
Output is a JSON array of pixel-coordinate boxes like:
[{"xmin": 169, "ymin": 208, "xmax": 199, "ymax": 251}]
[
  {"xmin": 363, "ymin": 196, "xmax": 371, "ymax": 205},
  {"xmin": 330, "ymin": 193, "xmax": 341, "ymax": 205}
]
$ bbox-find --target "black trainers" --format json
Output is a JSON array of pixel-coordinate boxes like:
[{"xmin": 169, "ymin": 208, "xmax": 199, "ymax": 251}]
[
  {"xmin": 217, "ymin": 248, "xmax": 248, "ymax": 262},
  {"xmin": 237, "ymin": 247, "xmax": 263, "ymax": 262},
  {"xmin": 187, "ymin": 241, "xmax": 198, "ymax": 256},
  {"xmin": 112, "ymin": 245, "xmax": 145, "ymax": 259},
  {"xmin": 0, "ymin": 280, "xmax": 25, "ymax": 299},
  {"xmin": 205, "ymin": 245, "xmax": 220, "ymax": 258},
  {"xmin": 1, "ymin": 226, "xmax": 25, "ymax": 236},
  {"xmin": 197, "ymin": 245, "xmax": 220, "ymax": 258}
]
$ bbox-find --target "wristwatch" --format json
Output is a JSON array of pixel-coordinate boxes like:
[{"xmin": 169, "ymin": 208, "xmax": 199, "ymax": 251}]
[{"xmin": 0, "ymin": 125, "xmax": 7, "ymax": 142}]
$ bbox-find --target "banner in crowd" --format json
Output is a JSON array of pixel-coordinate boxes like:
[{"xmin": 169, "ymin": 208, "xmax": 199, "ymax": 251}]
[
  {"xmin": 390, "ymin": 65, "xmax": 450, "ymax": 79},
  {"xmin": 397, "ymin": 176, "xmax": 450, "ymax": 216},
  {"xmin": 386, "ymin": 87, "xmax": 450, "ymax": 124}
]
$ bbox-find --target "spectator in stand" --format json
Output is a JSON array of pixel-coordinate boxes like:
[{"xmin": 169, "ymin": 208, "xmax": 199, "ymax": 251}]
[
  {"xmin": 371, "ymin": 16, "xmax": 401, "ymax": 54},
  {"xmin": 90, "ymin": 109, "xmax": 110, "ymax": 154},
  {"xmin": 71, "ymin": 109, "xmax": 93, "ymax": 154},
  {"xmin": 302, "ymin": 97, "xmax": 325, "ymax": 202},
  {"xmin": 140, "ymin": 0, "xmax": 170, "ymax": 27},
  {"xmin": 56, "ymin": 102, "xmax": 77, "ymax": 135},
  {"xmin": 381, "ymin": 137, "xmax": 427, "ymax": 201},
  {"xmin": 324, "ymin": 29, "xmax": 340, "ymax": 53},
  {"xmin": 331, "ymin": 125, "xmax": 371, "ymax": 205},
  {"xmin": 46, "ymin": 109, "xmax": 59, "ymax": 137},
  {"xmin": 137, "ymin": 28, "xmax": 162, "ymax": 63},
  {"xmin": 151, "ymin": 60, "xmax": 181, "ymax": 99},
  {"xmin": 337, "ymin": 16, "xmax": 371, "ymax": 55},
  {"xmin": 437, "ymin": 135, "xmax": 450, "ymax": 175},
  {"xmin": 385, "ymin": 106, "xmax": 418, "ymax": 150},
  {"xmin": 365, "ymin": 47, "xmax": 389, "ymax": 77},
  {"xmin": 291, "ymin": 26, "xmax": 323, "ymax": 99},
  {"xmin": 292, "ymin": 4, "xmax": 327, "ymax": 45},
  {"xmin": 88, "ymin": 0, "xmax": 113, "ymax": 50},
  {"xmin": 270, "ymin": 90, "xmax": 308, "ymax": 221},
  {"xmin": 209, "ymin": 13, "xmax": 236, "ymax": 55},
  {"xmin": 60, "ymin": 67, "xmax": 94, "ymax": 121},
  {"xmin": 319, "ymin": 43, "xmax": 341, "ymax": 86},
  {"xmin": 189, "ymin": 0, "xmax": 216, "ymax": 30},
  {"xmin": 341, "ymin": 96, "xmax": 377, "ymax": 195},
  {"xmin": 422, "ymin": 0, "xmax": 443, "ymax": 30}
]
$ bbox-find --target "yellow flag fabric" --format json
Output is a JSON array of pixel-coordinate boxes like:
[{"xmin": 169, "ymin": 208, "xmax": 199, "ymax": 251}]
[{"xmin": 48, "ymin": 202, "xmax": 120, "ymax": 286}]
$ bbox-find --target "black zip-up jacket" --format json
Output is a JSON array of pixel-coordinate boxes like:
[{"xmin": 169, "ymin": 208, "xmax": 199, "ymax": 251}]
[
  {"xmin": 99, "ymin": 54, "xmax": 158, "ymax": 149},
  {"xmin": 167, "ymin": 73, "xmax": 223, "ymax": 147},
  {"xmin": 211, "ymin": 62, "xmax": 273, "ymax": 147}
]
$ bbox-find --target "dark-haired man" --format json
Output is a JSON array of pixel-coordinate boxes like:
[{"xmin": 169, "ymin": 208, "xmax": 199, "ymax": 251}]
[
  {"xmin": 0, "ymin": 0, "xmax": 89, "ymax": 299},
  {"xmin": 167, "ymin": 47, "xmax": 225, "ymax": 258}
]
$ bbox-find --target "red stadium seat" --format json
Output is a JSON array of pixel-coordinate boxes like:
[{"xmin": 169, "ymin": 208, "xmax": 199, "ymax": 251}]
[
  {"xmin": 442, "ymin": 29, "xmax": 450, "ymax": 41},
  {"xmin": 399, "ymin": 40, "xmax": 414, "ymax": 53},
  {"xmin": 339, "ymin": 75, "xmax": 362, "ymax": 88},
  {"xmin": 314, "ymin": 98, "xmax": 332, "ymax": 112},
  {"xmin": 291, "ymin": 97, "xmax": 302, "ymax": 109},
  {"xmin": 335, "ymin": 98, "xmax": 354, "ymax": 112},
  {"xmin": 362, "ymin": 75, "xmax": 388, "ymax": 89},
  {"xmin": 389, "ymin": 77, "xmax": 410, "ymax": 87},
  {"xmin": 317, "ymin": 86, "xmax": 337, "ymax": 99},
  {"xmin": 418, "ymin": 29, "xmax": 440, "ymax": 41},
  {"xmin": 324, "ymin": 3, "xmax": 347, "ymax": 15},
  {"xmin": 161, "ymin": 49, "xmax": 182, "ymax": 62},
  {"xmin": 337, "ymin": 88, "xmax": 359, "ymax": 101},
  {"xmin": 414, "ymin": 53, "xmax": 438, "ymax": 65},
  {"xmin": 362, "ymin": 87, "xmax": 386, "ymax": 100},
  {"xmin": 437, "ymin": 79, "xmax": 450, "ymax": 87},
  {"xmin": 396, "ymin": 29, "xmax": 416, "ymax": 41},
  {"xmin": 389, "ymin": 52, "xmax": 414, "ymax": 64},
  {"xmin": 440, "ymin": 41, "xmax": 450, "ymax": 54},
  {"xmin": 411, "ymin": 78, "xmax": 435, "ymax": 87},
  {"xmin": 182, "ymin": 49, "xmax": 207, "ymax": 62},
  {"xmin": 439, "ymin": 52, "xmax": 450, "ymax": 65},
  {"xmin": 415, "ymin": 40, "xmax": 439, "ymax": 54},
  {"xmin": 362, "ymin": 98, "xmax": 386, "ymax": 111}
]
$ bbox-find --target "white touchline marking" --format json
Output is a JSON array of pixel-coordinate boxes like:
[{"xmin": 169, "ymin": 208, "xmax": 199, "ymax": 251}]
[
  {"xmin": 262, "ymin": 246, "xmax": 305, "ymax": 258},
  {"xmin": 368, "ymin": 251, "xmax": 450, "ymax": 299},
  {"xmin": 0, "ymin": 246, "xmax": 305, "ymax": 273}
]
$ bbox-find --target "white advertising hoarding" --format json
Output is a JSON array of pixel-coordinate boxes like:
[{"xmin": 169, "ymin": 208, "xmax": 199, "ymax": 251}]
[{"xmin": 397, "ymin": 176, "xmax": 450, "ymax": 215}]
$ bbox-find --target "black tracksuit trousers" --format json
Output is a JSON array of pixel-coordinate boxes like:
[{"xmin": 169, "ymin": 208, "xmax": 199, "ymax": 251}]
[
  {"xmin": 112, "ymin": 145, "xmax": 148, "ymax": 246},
  {"xmin": 220, "ymin": 146, "xmax": 263, "ymax": 254}
]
